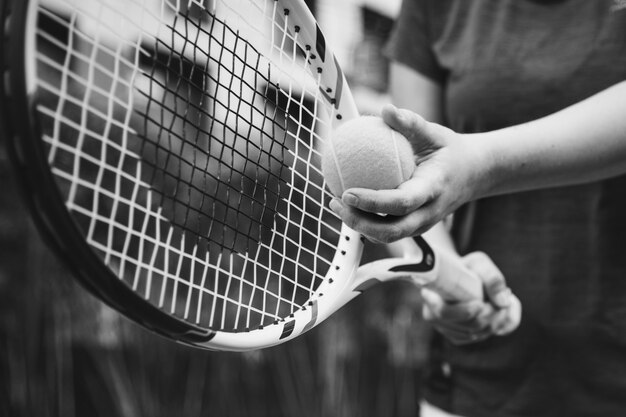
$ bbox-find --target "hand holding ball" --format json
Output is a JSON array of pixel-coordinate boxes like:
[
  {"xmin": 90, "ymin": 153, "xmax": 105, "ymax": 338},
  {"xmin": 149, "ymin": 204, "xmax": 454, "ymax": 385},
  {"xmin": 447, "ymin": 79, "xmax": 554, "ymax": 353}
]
[{"xmin": 321, "ymin": 116, "xmax": 416, "ymax": 197}]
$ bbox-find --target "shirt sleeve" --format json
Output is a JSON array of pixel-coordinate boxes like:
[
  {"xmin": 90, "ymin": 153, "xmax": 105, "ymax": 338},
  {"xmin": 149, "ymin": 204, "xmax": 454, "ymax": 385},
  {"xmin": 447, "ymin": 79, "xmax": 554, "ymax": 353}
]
[{"xmin": 384, "ymin": 0, "xmax": 446, "ymax": 84}]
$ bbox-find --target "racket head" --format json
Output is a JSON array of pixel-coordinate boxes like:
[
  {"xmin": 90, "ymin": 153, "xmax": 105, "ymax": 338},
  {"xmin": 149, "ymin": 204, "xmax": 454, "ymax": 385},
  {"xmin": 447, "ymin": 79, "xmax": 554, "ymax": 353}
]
[{"xmin": 0, "ymin": 0, "xmax": 371, "ymax": 350}]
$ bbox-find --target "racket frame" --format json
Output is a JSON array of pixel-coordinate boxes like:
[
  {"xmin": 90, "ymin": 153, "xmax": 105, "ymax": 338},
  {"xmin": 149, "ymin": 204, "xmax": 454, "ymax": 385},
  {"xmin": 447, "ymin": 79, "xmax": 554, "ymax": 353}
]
[
  {"xmin": 0, "ymin": 0, "xmax": 373, "ymax": 350},
  {"xmin": 1, "ymin": 0, "xmax": 218, "ymax": 346},
  {"xmin": 0, "ymin": 0, "xmax": 475, "ymax": 351}
]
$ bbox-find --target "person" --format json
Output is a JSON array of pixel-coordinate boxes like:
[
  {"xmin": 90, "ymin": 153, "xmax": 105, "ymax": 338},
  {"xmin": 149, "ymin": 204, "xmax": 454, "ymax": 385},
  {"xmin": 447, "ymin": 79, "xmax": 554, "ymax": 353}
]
[{"xmin": 329, "ymin": 1, "xmax": 626, "ymax": 416}]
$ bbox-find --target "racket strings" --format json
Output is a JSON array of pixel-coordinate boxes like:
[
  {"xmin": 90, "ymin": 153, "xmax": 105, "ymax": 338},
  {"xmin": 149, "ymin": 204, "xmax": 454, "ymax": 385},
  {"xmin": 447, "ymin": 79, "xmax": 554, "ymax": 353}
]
[{"xmin": 32, "ymin": 0, "xmax": 342, "ymax": 332}]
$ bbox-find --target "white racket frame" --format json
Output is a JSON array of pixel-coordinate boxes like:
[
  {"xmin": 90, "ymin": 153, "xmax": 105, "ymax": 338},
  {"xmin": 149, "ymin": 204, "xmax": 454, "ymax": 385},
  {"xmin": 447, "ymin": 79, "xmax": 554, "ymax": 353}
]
[{"xmin": 8, "ymin": 0, "xmax": 482, "ymax": 351}]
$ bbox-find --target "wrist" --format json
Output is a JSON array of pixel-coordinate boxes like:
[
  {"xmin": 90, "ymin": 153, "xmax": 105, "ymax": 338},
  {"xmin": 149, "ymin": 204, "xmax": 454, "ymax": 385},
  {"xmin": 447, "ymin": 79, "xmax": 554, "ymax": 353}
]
[{"xmin": 457, "ymin": 132, "xmax": 497, "ymax": 201}]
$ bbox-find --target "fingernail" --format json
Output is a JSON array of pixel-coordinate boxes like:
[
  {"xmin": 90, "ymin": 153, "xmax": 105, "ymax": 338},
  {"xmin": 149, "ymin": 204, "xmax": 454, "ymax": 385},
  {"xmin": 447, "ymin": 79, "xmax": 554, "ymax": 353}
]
[
  {"xmin": 329, "ymin": 198, "xmax": 341, "ymax": 213},
  {"xmin": 342, "ymin": 192, "xmax": 358, "ymax": 206}
]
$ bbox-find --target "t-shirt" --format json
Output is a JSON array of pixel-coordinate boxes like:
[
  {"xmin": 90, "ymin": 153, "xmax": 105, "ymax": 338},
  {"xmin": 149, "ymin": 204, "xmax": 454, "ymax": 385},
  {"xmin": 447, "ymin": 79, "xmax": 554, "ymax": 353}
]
[{"xmin": 385, "ymin": 1, "xmax": 626, "ymax": 416}]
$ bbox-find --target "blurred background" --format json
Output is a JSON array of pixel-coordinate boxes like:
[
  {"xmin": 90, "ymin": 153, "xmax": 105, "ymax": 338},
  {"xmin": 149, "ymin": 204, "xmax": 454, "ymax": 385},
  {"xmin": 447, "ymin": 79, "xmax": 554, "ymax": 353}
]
[{"xmin": 0, "ymin": 0, "xmax": 434, "ymax": 416}]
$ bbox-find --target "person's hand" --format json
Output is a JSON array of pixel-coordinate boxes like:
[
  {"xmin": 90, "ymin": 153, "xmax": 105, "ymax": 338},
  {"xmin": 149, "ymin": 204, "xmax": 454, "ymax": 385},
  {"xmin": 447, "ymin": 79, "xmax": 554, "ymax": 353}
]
[
  {"xmin": 421, "ymin": 251, "xmax": 521, "ymax": 345},
  {"xmin": 329, "ymin": 104, "xmax": 489, "ymax": 243}
]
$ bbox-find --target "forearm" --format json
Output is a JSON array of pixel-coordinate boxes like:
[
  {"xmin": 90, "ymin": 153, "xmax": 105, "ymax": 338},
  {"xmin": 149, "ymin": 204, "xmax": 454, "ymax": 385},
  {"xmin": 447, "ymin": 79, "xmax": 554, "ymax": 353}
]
[{"xmin": 471, "ymin": 81, "xmax": 626, "ymax": 197}]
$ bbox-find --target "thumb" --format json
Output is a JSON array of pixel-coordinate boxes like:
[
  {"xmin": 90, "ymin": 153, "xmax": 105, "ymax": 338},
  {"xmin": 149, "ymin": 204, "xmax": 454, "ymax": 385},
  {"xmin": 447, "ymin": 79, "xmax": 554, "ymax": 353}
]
[
  {"xmin": 381, "ymin": 104, "xmax": 442, "ymax": 154},
  {"xmin": 463, "ymin": 251, "xmax": 511, "ymax": 309}
]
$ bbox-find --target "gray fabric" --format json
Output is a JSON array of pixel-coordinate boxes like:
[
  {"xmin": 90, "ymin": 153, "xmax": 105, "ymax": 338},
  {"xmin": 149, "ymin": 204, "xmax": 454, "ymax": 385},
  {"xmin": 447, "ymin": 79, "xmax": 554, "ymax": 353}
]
[{"xmin": 386, "ymin": 1, "xmax": 626, "ymax": 416}]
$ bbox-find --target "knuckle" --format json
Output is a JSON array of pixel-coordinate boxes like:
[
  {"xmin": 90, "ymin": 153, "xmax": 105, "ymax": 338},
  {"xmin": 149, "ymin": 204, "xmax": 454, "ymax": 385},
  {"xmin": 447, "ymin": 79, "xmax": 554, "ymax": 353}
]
[
  {"xmin": 395, "ymin": 197, "xmax": 415, "ymax": 214},
  {"xmin": 408, "ymin": 112, "xmax": 427, "ymax": 136},
  {"xmin": 403, "ymin": 112, "xmax": 418, "ymax": 134},
  {"xmin": 419, "ymin": 184, "xmax": 437, "ymax": 205}
]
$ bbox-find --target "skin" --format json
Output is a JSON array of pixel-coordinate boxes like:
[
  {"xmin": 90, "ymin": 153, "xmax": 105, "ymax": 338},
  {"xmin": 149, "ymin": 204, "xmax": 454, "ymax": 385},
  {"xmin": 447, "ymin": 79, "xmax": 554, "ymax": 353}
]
[
  {"xmin": 330, "ymin": 63, "xmax": 523, "ymax": 344},
  {"xmin": 333, "ymin": 79, "xmax": 626, "ymax": 243},
  {"xmin": 331, "ymin": 63, "xmax": 626, "ymax": 344}
]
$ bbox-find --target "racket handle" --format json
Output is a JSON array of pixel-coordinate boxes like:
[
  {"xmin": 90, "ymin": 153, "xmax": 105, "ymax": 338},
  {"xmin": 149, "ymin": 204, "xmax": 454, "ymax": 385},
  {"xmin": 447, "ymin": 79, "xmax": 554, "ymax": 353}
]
[
  {"xmin": 386, "ymin": 237, "xmax": 483, "ymax": 303},
  {"xmin": 427, "ymin": 243, "xmax": 484, "ymax": 303}
]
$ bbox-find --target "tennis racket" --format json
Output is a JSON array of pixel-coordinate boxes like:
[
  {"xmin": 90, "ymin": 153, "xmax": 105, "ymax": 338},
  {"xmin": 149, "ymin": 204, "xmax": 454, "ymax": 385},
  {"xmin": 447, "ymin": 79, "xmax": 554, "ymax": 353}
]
[{"xmin": 0, "ymin": 0, "xmax": 483, "ymax": 351}]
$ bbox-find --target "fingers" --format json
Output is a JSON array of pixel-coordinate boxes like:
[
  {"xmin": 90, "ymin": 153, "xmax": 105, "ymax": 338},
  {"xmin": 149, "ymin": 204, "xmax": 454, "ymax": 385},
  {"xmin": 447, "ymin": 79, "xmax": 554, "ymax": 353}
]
[
  {"xmin": 329, "ymin": 197, "xmax": 439, "ymax": 243},
  {"xmin": 327, "ymin": 172, "xmax": 444, "ymax": 242},
  {"xmin": 328, "ymin": 198, "xmax": 402, "ymax": 243},
  {"xmin": 340, "ymin": 183, "xmax": 432, "ymax": 217},
  {"xmin": 421, "ymin": 288, "xmax": 484, "ymax": 324},
  {"xmin": 461, "ymin": 252, "xmax": 522, "ymax": 336},
  {"xmin": 381, "ymin": 104, "xmax": 455, "ymax": 156},
  {"xmin": 490, "ymin": 292, "xmax": 522, "ymax": 336},
  {"xmin": 421, "ymin": 251, "xmax": 523, "ymax": 344},
  {"xmin": 326, "ymin": 105, "xmax": 468, "ymax": 241},
  {"xmin": 381, "ymin": 104, "xmax": 424, "ymax": 135},
  {"xmin": 421, "ymin": 288, "xmax": 496, "ymax": 345},
  {"xmin": 463, "ymin": 252, "xmax": 511, "ymax": 308},
  {"xmin": 381, "ymin": 104, "xmax": 435, "ymax": 153}
]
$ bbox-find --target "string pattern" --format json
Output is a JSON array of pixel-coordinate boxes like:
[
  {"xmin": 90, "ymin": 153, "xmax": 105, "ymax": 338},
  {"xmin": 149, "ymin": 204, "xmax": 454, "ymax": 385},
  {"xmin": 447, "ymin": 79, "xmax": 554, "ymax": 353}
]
[{"xmin": 33, "ymin": 0, "xmax": 342, "ymax": 332}]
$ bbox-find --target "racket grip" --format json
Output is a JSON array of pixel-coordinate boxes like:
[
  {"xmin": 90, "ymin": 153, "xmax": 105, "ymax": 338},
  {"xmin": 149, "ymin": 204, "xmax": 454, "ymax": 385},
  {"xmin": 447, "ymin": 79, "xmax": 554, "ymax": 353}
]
[{"xmin": 427, "ymin": 245, "xmax": 484, "ymax": 303}]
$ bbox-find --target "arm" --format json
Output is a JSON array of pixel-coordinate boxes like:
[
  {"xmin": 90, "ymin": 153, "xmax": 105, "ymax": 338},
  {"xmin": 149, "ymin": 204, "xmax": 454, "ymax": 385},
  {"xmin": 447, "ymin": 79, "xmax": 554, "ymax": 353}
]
[
  {"xmin": 332, "ymin": 62, "xmax": 460, "ymax": 243},
  {"xmin": 473, "ymin": 81, "xmax": 626, "ymax": 195},
  {"xmin": 337, "ymin": 63, "xmax": 522, "ymax": 342},
  {"xmin": 334, "ymin": 80, "xmax": 626, "ymax": 241}
]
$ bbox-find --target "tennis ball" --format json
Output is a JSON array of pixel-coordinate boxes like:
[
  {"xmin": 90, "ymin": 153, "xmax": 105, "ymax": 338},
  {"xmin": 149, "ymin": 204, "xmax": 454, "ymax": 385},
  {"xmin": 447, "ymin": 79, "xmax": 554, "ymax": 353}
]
[{"xmin": 321, "ymin": 116, "xmax": 415, "ymax": 197}]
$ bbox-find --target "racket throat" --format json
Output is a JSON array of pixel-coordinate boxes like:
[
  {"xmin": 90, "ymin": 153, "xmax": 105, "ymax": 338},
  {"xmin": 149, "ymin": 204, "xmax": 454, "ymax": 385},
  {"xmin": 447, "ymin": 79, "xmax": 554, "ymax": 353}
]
[{"xmin": 352, "ymin": 237, "xmax": 438, "ymax": 292}]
